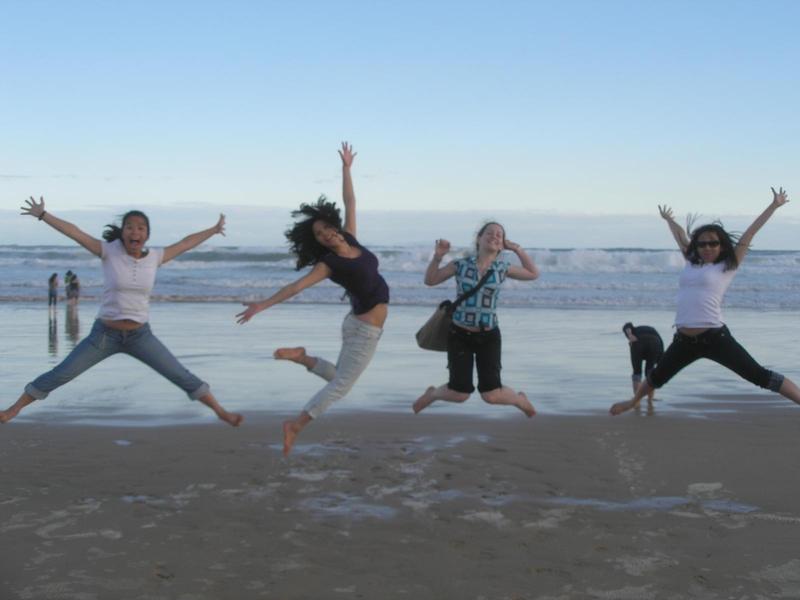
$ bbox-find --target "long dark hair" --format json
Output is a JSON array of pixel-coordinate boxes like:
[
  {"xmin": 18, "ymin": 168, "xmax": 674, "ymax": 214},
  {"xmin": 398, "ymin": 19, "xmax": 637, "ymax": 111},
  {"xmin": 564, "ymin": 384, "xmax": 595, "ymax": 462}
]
[
  {"xmin": 103, "ymin": 210, "xmax": 151, "ymax": 242},
  {"xmin": 48, "ymin": 273, "xmax": 58, "ymax": 286},
  {"xmin": 685, "ymin": 222, "xmax": 739, "ymax": 271},
  {"xmin": 285, "ymin": 196, "xmax": 343, "ymax": 270}
]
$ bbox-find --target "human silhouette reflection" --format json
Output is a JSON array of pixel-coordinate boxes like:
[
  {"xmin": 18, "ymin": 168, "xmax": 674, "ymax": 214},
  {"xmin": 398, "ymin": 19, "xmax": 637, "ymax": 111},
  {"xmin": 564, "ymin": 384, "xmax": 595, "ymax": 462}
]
[
  {"xmin": 48, "ymin": 312, "xmax": 58, "ymax": 356},
  {"xmin": 65, "ymin": 303, "xmax": 80, "ymax": 347}
]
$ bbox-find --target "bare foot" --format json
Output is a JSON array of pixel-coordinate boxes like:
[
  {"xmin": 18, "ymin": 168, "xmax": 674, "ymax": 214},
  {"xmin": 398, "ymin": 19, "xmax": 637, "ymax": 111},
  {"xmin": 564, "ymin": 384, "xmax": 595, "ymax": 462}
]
[
  {"xmin": 282, "ymin": 420, "xmax": 300, "ymax": 456},
  {"xmin": 274, "ymin": 347, "xmax": 307, "ymax": 363},
  {"xmin": 217, "ymin": 410, "xmax": 244, "ymax": 427},
  {"xmin": 610, "ymin": 398, "xmax": 638, "ymax": 416},
  {"xmin": 516, "ymin": 392, "xmax": 536, "ymax": 418},
  {"xmin": 413, "ymin": 386, "xmax": 436, "ymax": 414},
  {"xmin": 0, "ymin": 407, "xmax": 20, "ymax": 424}
]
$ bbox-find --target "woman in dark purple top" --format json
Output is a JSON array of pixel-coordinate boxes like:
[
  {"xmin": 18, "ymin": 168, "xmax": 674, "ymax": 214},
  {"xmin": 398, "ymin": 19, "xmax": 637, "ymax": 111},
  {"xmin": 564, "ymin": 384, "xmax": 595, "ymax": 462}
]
[{"xmin": 237, "ymin": 142, "xmax": 388, "ymax": 455}]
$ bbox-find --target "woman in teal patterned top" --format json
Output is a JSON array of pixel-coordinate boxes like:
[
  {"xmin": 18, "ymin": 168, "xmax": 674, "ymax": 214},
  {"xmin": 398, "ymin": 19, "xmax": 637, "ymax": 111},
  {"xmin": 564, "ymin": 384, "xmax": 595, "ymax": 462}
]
[{"xmin": 413, "ymin": 222, "xmax": 540, "ymax": 417}]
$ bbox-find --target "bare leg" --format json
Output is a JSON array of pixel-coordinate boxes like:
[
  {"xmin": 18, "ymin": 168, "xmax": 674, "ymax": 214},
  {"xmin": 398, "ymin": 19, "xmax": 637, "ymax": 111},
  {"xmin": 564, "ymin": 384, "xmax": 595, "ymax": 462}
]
[
  {"xmin": 480, "ymin": 387, "xmax": 536, "ymax": 418},
  {"xmin": 197, "ymin": 392, "xmax": 243, "ymax": 427},
  {"xmin": 611, "ymin": 379, "xmax": 654, "ymax": 416},
  {"xmin": 413, "ymin": 384, "xmax": 470, "ymax": 414},
  {"xmin": 0, "ymin": 392, "xmax": 36, "ymax": 424},
  {"xmin": 778, "ymin": 377, "xmax": 800, "ymax": 405},
  {"xmin": 274, "ymin": 347, "xmax": 318, "ymax": 371},
  {"xmin": 283, "ymin": 411, "xmax": 312, "ymax": 456}
]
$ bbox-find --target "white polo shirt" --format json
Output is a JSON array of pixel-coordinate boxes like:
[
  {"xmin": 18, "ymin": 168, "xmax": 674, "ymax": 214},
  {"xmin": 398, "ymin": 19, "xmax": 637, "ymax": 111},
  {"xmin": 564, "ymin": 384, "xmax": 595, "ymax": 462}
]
[
  {"xmin": 674, "ymin": 261, "xmax": 737, "ymax": 329},
  {"xmin": 97, "ymin": 240, "xmax": 165, "ymax": 323}
]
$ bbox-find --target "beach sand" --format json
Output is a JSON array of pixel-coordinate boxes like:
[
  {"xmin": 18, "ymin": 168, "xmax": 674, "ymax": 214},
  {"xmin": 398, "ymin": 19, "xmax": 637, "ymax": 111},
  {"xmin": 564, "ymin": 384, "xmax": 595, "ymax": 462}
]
[{"xmin": 3, "ymin": 409, "xmax": 800, "ymax": 599}]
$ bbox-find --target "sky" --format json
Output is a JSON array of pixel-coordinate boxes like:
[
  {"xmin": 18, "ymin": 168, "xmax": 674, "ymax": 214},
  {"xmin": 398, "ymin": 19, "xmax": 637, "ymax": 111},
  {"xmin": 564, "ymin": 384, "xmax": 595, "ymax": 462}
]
[{"xmin": 2, "ymin": 0, "xmax": 799, "ymax": 247}]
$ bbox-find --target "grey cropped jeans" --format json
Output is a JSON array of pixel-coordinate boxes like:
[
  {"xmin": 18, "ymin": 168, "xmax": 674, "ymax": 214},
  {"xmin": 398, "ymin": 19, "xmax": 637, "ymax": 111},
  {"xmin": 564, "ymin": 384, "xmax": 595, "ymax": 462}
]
[
  {"xmin": 25, "ymin": 319, "xmax": 210, "ymax": 401},
  {"xmin": 303, "ymin": 313, "xmax": 383, "ymax": 419}
]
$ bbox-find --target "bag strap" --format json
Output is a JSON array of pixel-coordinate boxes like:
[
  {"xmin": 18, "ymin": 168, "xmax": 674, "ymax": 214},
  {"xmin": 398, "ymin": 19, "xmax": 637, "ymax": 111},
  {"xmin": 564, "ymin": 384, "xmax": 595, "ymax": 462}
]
[{"xmin": 452, "ymin": 268, "xmax": 494, "ymax": 310}]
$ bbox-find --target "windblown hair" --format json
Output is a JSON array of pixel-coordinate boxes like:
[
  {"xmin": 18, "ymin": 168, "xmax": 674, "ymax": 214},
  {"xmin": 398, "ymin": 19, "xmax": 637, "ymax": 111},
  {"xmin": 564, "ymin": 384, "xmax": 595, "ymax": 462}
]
[
  {"xmin": 285, "ymin": 195, "xmax": 343, "ymax": 270},
  {"xmin": 474, "ymin": 221, "xmax": 506, "ymax": 255},
  {"xmin": 102, "ymin": 210, "xmax": 151, "ymax": 242},
  {"xmin": 684, "ymin": 219, "xmax": 739, "ymax": 271}
]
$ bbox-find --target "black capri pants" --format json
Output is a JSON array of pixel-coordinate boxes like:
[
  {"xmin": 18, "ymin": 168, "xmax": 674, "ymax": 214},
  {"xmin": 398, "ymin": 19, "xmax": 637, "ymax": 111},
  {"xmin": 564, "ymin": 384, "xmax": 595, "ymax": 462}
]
[
  {"xmin": 630, "ymin": 335, "xmax": 664, "ymax": 379},
  {"xmin": 447, "ymin": 325, "xmax": 502, "ymax": 394},
  {"xmin": 646, "ymin": 325, "xmax": 784, "ymax": 392}
]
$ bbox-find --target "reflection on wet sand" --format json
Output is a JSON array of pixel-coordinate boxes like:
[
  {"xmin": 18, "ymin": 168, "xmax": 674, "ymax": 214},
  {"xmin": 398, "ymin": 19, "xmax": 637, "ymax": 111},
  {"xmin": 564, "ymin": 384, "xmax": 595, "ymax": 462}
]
[{"xmin": 65, "ymin": 303, "xmax": 80, "ymax": 347}]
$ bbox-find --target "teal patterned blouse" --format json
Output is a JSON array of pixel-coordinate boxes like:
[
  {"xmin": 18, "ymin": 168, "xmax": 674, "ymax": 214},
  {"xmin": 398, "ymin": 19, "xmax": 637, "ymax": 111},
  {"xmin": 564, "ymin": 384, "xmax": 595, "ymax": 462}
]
[{"xmin": 451, "ymin": 255, "xmax": 511, "ymax": 330}]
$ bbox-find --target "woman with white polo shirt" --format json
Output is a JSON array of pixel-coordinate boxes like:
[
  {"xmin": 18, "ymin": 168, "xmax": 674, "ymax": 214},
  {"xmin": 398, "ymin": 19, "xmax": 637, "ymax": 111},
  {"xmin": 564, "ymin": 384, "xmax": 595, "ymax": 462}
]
[
  {"xmin": 610, "ymin": 187, "xmax": 800, "ymax": 416},
  {"xmin": 0, "ymin": 196, "xmax": 242, "ymax": 427}
]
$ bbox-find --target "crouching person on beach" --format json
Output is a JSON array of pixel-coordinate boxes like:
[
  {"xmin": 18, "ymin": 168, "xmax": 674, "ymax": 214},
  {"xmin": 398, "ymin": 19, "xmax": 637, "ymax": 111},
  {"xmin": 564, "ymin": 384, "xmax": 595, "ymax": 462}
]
[
  {"xmin": 413, "ymin": 222, "xmax": 540, "ymax": 417},
  {"xmin": 610, "ymin": 188, "xmax": 800, "ymax": 416},
  {"xmin": 236, "ymin": 142, "xmax": 388, "ymax": 456},
  {"xmin": 0, "ymin": 197, "xmax": 242, "ymax": 427}
]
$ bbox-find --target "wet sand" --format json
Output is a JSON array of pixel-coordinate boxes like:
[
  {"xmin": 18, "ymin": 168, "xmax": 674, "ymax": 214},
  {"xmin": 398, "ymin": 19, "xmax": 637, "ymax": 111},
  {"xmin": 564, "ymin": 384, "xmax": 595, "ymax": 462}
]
[{"xmin": 2, "ymin": 409, "xmax": 800, "ymax": 599}]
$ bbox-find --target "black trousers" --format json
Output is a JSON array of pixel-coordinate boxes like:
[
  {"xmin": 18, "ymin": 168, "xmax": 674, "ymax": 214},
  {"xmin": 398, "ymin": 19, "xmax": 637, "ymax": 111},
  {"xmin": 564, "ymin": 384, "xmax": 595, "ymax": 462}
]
[
  {"xmin": 630, "ymin": 335, "xmax": 664, "ymax": 378},
  {"xmin": 647, "ymin": 325, "xmax": 783, "ymax": 392},
  {"xmin": 447, "ymin": 325, "xmax": 502, "ymax": 394}
]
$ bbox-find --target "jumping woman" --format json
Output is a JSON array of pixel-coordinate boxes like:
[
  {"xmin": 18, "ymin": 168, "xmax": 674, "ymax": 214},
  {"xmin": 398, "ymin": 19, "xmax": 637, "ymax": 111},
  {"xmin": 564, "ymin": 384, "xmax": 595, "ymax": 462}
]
[
  {"xmin": 413, "ymin": 222, "xmax": 540, "ymax": 417},
  {"xmin": 610, "ymin": 187, "xmax": 800, "ymax": 415},
  {"xmin": 0, "ymin": 197, "xmax": 243, "ymax": 427},
  {"xmin": 236, "ymin": 142, "xmax": 388, "ymax": 455}
]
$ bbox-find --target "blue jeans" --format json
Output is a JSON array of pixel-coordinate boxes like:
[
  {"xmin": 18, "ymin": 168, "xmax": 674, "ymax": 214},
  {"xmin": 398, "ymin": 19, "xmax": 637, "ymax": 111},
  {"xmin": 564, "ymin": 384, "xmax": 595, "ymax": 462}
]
[
  {"xmin": 25, "ymin": 320, "xmax": 210, "ymax": 400},
  {"xmin": 303, "ymin": 313, "xmax": 383, "ymax": 419}
]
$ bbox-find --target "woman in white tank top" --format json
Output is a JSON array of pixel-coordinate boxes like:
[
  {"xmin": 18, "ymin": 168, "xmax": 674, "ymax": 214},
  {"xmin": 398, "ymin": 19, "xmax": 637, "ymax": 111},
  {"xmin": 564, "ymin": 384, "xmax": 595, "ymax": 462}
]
[
  {"xmin": 1, "ymin": 197, "xmax": 242, "ymax": 427},
  {"xmin": 611, "ymin": 187, "xmax": 800, "ymax": 416}
]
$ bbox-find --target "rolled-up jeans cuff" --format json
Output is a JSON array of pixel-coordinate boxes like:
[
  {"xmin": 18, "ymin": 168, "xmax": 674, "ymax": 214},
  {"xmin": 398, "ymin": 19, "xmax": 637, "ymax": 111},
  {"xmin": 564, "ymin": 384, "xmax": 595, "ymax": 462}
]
[
  {"xmin": 188, "ymin": 382, "xmax": 210, "ymax": 400},
  {"xmin": 631, "ymin": 374, "xmax": 642, "ymax": 383},
  {"xmin": 24, "ymin": 383, "xmax": 48, "ymax": 400}
]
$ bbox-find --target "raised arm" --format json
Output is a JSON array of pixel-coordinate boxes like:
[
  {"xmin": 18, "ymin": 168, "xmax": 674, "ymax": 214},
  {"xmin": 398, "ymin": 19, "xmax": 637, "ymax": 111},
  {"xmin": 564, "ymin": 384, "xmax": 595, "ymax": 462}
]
[
  {"xmin": 21, "ymin": 196, "xmax": 102, "ymax": 257},
  {"xmin": 424, "ymin": 239, "xmax": 457, "ymax": 286},
  {"xmin": 658, "ymin": 204, "xmax": 689, "ymax": 256},
  {"xmin": 339, "ymin": 142, "xmax": 357, "ymax": 236},
  {"xmin": 236, "ymin": 262, "xmax": 332, "ymax": 324},
  {"xmin": 504, "ymin": 239, "xmax": 540, "ymax": 281},
  {"xmin": 734, "ymin": 187, "xmax": 789, "ymax": 265},
  {"xmin": 162, "ymin": 214, "xmax": 226, "ymax": 264}
]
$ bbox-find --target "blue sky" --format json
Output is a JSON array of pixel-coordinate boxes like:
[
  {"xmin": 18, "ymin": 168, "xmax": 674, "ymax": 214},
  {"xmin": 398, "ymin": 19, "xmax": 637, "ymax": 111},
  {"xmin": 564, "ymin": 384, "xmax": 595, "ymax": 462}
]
[{"xmin": 2, "ymin": 1, "xmax": 799, "ymax": 246}]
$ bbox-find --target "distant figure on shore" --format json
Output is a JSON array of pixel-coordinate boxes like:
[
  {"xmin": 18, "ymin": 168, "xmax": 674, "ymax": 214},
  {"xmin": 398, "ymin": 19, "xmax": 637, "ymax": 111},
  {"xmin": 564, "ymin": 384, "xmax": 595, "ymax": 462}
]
[
  {"xmin": 412, "ymin": 222, "xmax": 540, "ymax": 418},
  {"xmin": 66, "ymin": 271, "xmax": 80, "ymax": 305},
  {"xmin": 237, "ymin": 142, "xmax": 388, "ymax": 456},
  {"xmin": 611, "ymin": 188, "xmax": 800, "ymax": 416},
  {"xmin": 622, "ymin": 322, "xmax": 663, "ymax": 403},
  {"xmin": 47, "ymin": 273, "xmax": 58, "ymax": 309},
  {"xmin": 0, "ymin": 196, "xmax": 242, "ymax": 427}
]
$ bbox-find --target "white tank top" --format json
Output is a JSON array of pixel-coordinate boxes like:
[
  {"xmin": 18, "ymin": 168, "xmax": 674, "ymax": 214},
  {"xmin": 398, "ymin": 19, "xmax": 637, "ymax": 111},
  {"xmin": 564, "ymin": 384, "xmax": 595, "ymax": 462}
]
[
  {"xmin": 97, "ymin": 240, "xmax": 164, "ymax": 323},
  {"xmin": 674, "ymin": 261, "xmax": 737, "ymax": 328}
]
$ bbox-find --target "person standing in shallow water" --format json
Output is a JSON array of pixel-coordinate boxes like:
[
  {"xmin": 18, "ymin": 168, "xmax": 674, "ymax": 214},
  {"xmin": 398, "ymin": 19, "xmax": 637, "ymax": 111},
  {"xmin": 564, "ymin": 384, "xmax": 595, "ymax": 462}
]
[
  {"xmin": 610, "ymin": 188, "xmax": 800, "ymax": 416},
  {"xmin": 47, "ymin": 273, "xmax": 59, "ymax": 310},
  {"xmin": 237, "ymin": 142, "xmax": 388, "ymax": 456},
  {"xmin": 0, "ymin": 197, "xmax": 242, "ymax": 427},
  {"xmin": 413, "ymin": 222, "xmax": 540, "ymax": 417},
  {"xmin": 622, "ymin": 322, "xmax": 663, "ymax": 404}
]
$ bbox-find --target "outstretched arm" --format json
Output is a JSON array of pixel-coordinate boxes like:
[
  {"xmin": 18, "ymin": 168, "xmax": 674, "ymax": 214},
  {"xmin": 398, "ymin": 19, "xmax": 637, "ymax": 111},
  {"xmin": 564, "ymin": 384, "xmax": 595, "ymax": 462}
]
[
  {"xmin": 162, "ymin": 214, "xmax": 226, "ymax": 264},
  {"xmin": 339, "ymin": 141, "xmax": 357, "ymax": 237},
  {"xmin": 504, "ymin": 240, "xmax": 540, "ymax": 281},
  {"xmin": 236, "ymin": 262, "xmax": 332, "ymax": 324},
  {"xmin": 21, "ymin": 196, "xmax": 102, "ymax": 257},
  {"xmin": 424, "ymin": 239, "xmax": 457, "ymax": 286},
  {"xmin": 658, "ymin": 204, "xmax": 689, "ymax": 256},
  {"xmin": 734, "ymin": 187, "xmax": 789, "ymax": 265}
]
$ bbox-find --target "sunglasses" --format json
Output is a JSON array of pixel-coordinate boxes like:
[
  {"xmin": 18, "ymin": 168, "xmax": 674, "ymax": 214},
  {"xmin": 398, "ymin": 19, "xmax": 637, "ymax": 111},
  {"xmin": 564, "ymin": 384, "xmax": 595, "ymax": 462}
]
[{"xmin": 696, "ymin": 240, "xmax": 721, "ymax": 248}]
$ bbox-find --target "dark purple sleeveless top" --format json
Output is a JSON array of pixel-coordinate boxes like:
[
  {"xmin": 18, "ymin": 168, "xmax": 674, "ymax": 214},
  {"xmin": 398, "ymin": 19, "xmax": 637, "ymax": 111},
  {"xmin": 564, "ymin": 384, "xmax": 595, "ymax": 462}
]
[{"xmin": 321, "ymin": 232, "xmax": 390, "ymax": 314}]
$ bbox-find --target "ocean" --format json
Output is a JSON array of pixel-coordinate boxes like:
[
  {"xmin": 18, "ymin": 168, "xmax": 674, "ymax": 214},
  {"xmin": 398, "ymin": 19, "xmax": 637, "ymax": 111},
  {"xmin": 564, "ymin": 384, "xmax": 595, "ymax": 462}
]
[
  {"xmin": 3, "ymin": 244, "xmax": 800, "ymax": 309},
  {"xmin": 2, "ymin": 244, "xmax": 799, "ymax": 425}
]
